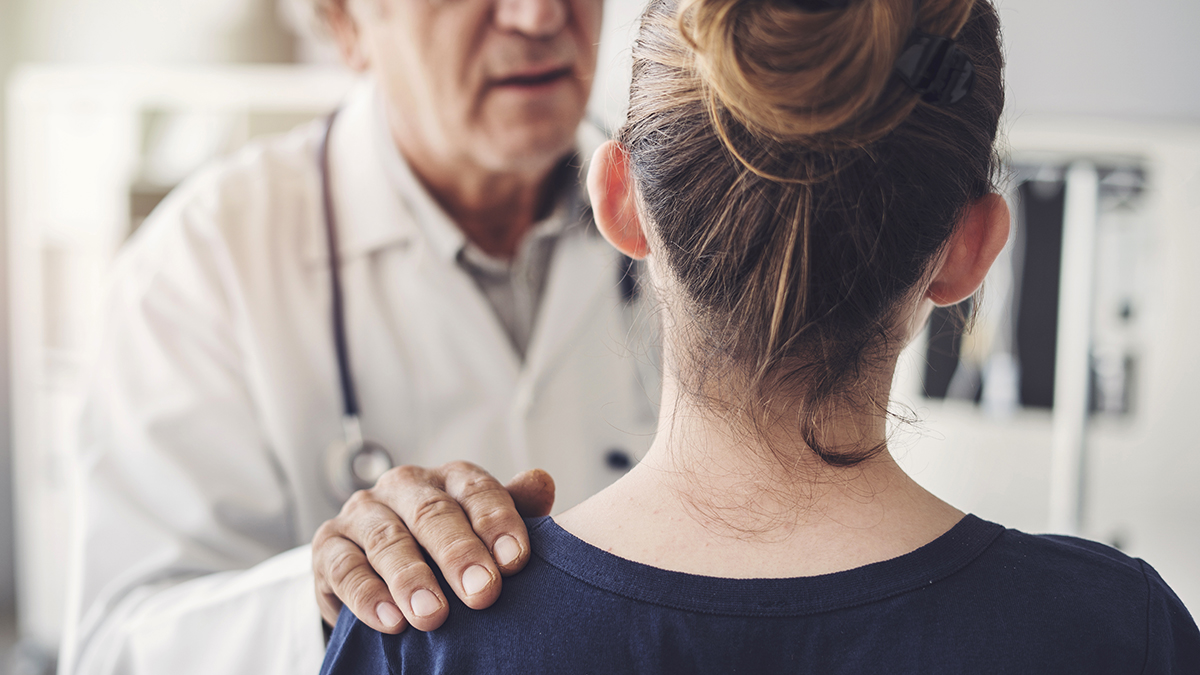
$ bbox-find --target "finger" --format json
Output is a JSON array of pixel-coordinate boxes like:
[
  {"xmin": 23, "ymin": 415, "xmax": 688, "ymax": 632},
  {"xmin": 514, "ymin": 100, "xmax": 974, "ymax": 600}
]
[
  {"xmin": 313, "ymin": 531, "xmax": 410, "ymax": 634},
  {"xmin": 315, "ymin": 585, "xmax": 342, "ymax": 628},
  {"xmin": 506, "ymin": 468, "xmax": 555, "ymax": 518},
  {"xmin": 339, "ymin": 497, "xmax": 451, "ymax": 632},
  {"xmin": 312, "ymin": 569, "xmax": 345, "ymax": 629},
  {"xmin": 380, "ymin": 465, "xmax": 502, "ymax": 611},
  {"xmin": 443, "ymin": 462, "xmax": 531, "ymax": 577},
  {"xmin": 312, "ymin": 525, "xmax": 353, "ymax": 627}
]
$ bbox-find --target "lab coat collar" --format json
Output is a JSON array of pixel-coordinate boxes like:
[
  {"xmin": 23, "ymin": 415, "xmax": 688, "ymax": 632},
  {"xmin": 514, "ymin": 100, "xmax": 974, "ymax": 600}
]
[
  {"xmin": 306, "ymin": 79, "xmax": 606, "ymax": 265},
  {"xmin": 305, "ymin": 79, "xmax": 417, "ymax": 264},
  {"xmin": 371, "ymin": 87, "xmax": 463, "ymax": 264}
]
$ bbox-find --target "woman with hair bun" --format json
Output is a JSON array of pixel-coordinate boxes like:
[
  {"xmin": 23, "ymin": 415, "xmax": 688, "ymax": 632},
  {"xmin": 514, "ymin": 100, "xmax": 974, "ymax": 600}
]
[{"xmin": 322, "ymin": 0, "xmax": 1200, "ymax": 671}]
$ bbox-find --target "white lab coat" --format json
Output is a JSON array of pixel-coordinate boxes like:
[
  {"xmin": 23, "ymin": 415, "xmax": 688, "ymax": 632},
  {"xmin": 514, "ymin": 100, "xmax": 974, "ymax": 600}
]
[{"xmin": 60, "ymin": 82, "xmax": 659, "ymax": 675}]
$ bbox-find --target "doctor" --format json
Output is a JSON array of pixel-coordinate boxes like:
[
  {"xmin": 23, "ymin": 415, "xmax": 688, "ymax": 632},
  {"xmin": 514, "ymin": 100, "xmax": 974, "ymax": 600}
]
[{"xmin": 60, "ymin": 0, "xmax": 658, "ymax": 672}]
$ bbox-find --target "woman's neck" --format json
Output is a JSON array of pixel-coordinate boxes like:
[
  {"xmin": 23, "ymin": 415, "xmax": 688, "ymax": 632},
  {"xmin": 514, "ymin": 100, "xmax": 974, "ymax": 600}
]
[{"xmin": 555, "ymin": 365, "xmax": 964, "ymax": 579}]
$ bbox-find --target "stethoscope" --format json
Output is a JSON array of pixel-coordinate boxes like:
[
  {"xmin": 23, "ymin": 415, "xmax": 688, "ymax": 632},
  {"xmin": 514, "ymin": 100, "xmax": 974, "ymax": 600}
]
[
  {"xmin": 317, "ymin": 110, "xmax": 641, "ymax": 505},
  {"xmin": 319, "ymin": 111, "xmax": 396, "ymax": 504}
]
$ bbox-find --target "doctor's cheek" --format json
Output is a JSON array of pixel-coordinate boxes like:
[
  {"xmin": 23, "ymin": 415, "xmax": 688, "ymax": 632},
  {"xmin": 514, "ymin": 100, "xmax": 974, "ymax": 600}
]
[{"xmin": 311, "ymin": 462, "xmax": 555, "ymax": 632}]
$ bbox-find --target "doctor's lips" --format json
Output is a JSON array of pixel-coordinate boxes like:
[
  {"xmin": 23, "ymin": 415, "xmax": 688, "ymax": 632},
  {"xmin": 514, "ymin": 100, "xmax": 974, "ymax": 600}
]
[{"xmin": 490, "ymin": 66, "xmax": 574, "ymax": 90}]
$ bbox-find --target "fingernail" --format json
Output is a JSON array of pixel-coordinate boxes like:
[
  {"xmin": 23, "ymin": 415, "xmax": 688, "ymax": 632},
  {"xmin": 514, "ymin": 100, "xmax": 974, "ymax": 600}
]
[
  {"xmin": 410, "ymin": 589, "xmax": 442, "ymax": 618},
  {"xmin": 494, "ymin": 535, "xmax": 522, "ymax": 567},
  {"xmin": 462, "ymin": 565, "xmax": 493, "ymax": 596},
  {"xmin": 377, "ymin": 601, "xmax": 403, "ymax": 627}
]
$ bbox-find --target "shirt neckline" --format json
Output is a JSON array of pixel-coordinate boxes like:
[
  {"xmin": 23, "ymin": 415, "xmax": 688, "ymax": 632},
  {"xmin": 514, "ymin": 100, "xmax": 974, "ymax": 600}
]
[{"xmin": 527, "ymin": 514, "xmax": 1005, "ymax": 617}]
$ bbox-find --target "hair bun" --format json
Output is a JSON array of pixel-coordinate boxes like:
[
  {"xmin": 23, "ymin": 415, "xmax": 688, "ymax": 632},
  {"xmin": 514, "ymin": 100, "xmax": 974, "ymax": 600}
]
[
  {"xmin": 678, "ymin": 0, "xmax": 974, "ymax": 143},
  {"xmin": 791, "ymin": 0, "xmax": 852, "ymax": 9}
]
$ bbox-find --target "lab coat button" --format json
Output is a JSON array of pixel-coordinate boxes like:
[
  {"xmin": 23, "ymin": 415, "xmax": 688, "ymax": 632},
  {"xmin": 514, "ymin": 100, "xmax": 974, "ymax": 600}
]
[{"xmin": 605, "ymin": 449, "xmax": 632, "ymax": 471}]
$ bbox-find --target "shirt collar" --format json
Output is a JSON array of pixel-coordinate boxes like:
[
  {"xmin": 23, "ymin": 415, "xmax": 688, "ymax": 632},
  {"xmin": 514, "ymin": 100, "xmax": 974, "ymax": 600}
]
[
  {"xmin": 306, "ymin": 78, "xmax": 418, "ymax": 264},
  {"xmin": 371, "ymin": 88, "xmax": 465, "ymax": 263}
]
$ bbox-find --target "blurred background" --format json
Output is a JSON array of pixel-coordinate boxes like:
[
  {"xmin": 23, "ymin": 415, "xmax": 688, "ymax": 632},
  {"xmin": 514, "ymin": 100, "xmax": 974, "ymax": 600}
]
[{"xmin": 0, "ymin": 0, "xmax": 1198, "ymax": 672}]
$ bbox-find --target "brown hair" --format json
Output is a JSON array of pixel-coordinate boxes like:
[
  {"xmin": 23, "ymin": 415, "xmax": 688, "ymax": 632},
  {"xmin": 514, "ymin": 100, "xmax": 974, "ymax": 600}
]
[{"xmin": 620, "ymin": 0, "xmax": 1004, "ymax": 464}]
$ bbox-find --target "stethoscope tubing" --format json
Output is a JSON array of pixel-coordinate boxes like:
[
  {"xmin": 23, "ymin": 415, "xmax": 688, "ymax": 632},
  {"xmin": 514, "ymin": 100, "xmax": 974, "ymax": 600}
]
[
  {"xmin": 320, "ymin": 110, "xmax": 393, "ymax": 505},
  {"xmin": 318, "ymin": 110, "xmax": 361, "ymax": 420}
]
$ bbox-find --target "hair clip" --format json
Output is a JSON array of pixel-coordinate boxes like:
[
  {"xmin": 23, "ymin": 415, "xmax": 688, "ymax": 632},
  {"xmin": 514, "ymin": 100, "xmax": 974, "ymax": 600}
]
[{"xmin": 893, "ymin": 30, "xmax": 975, "ymax": 106}]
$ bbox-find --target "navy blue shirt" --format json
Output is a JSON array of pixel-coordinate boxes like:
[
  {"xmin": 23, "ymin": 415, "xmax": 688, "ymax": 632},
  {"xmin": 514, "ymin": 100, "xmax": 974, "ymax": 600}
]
[{"xmin": 322, "ymin": 515, "xmax": 1200, "ymax": 674}]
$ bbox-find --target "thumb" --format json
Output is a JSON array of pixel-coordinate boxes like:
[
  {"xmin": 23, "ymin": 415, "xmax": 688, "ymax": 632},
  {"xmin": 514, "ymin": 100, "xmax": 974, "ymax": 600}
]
[{"xmin": 505, "ymin": 469, "xmax": 555, "ymax": 517}]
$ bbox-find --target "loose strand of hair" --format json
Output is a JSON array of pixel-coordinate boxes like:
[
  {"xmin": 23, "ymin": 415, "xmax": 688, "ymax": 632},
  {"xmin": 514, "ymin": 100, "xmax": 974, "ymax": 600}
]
[{"xmin": 763, "ymin": 193, "xmax": 803, "ymax": 361}]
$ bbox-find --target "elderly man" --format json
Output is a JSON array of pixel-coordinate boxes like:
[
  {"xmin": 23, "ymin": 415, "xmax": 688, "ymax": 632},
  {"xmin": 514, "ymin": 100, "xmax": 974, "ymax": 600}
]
[{"xmin": 60, "ymin": 0, "xmax": 657, "ymax": 672}]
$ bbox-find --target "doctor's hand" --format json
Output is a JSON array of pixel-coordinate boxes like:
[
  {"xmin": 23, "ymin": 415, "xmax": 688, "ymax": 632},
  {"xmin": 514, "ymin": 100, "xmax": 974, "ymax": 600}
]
[{"xmin": 312, "ymin": 462, "xmax": 555, "ymax": 634}]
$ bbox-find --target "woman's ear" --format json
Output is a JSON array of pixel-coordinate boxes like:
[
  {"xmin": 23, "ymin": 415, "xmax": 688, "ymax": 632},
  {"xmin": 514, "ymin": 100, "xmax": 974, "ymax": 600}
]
[
  {"xmin": 587, "ymin": 140, "xmax": 650, "ymax": 260},
  {"xmin": 926, "ymin": 193, "xmax": 1010, "ymax": 306},
  {"xmin": 325, "ymin": 2, "xmax": 372, "ymax": 72}
]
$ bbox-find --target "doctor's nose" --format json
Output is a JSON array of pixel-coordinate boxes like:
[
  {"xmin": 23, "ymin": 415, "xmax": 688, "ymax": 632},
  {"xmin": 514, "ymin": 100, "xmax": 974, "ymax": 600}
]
[{"xmin": 494, "ymin": 0, "xmax": 567, "ymax": 39}]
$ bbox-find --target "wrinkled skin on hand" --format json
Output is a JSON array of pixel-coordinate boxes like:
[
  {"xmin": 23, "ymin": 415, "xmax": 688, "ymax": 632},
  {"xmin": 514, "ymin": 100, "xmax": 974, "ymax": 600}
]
[{"xmin": 313, "ymin": 462, "xmax": 555, "ymax": 633}]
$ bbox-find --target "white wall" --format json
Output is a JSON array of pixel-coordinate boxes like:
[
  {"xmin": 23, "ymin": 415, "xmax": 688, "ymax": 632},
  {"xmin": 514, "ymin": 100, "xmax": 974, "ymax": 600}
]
[{"xmin": 999, "ymin": 0, "xmax": 1200, "ymax": 121}]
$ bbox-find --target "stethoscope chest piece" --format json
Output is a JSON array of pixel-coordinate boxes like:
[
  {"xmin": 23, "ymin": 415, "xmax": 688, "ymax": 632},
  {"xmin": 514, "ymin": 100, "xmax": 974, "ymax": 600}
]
[{"xmin": 325, "ymin": 415, "xmax": 394, "ymax": 504}]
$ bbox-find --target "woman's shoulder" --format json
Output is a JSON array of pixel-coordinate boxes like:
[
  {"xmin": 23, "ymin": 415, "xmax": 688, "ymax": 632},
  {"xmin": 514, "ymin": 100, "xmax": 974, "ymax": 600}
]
[
  {"xmin": 982, "ymin": 526, "xmax": 1150, "ymax": 581},
  {"xmin": 946, "ymin": 523, "xmax": 1200, "ymax": 672},
  {"xmin": 320, "ymin": 517, "xmax": 1200, "ymax": 675},
  {"xmin": 974, "ymin": 525, "xmax": 1186, "ymax": 611}
]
